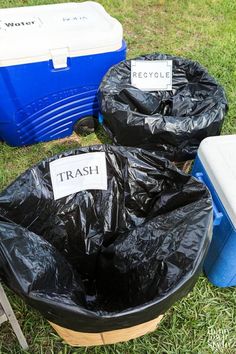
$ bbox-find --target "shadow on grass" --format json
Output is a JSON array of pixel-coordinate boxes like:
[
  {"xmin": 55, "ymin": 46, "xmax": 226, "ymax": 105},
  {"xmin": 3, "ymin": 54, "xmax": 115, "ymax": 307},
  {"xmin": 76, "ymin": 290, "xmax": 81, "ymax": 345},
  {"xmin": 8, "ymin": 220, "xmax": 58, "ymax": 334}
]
[{"xmin": 95, "ymin": 125, "xmax": 112, "ymax": 145}]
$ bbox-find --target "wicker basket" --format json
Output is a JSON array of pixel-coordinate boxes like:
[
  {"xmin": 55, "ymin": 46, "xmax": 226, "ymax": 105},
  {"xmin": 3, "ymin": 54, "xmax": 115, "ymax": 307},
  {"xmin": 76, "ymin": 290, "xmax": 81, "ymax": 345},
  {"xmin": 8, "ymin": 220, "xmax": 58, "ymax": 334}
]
[
  {"xmin": 49, "ymin": 315, "xmax": 163, "ymax": 347},
  {"xmin": 48, "ymin": 155, "xmax": 191, "ymax": 347},
  {"xmin": 49, "ymin": 160, "xmax": 191, "ymax": 347}
]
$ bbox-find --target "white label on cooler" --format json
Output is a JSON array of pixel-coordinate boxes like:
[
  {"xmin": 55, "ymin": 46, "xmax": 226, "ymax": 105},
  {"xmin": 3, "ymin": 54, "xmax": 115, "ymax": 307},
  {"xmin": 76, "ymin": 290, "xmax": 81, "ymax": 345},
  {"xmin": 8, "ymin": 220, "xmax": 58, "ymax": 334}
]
[{"xmin": 0, "ymin": 17, "xmax": 42, "ymax": 31}]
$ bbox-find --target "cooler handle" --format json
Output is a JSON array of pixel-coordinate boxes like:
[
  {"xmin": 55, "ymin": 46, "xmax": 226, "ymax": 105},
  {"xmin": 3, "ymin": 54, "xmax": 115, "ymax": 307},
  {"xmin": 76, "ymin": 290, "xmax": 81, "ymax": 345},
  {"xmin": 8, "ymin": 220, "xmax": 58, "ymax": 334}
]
[{"xmin": 195, "ymin": 172, "xmax": 223, "ymax": 226}]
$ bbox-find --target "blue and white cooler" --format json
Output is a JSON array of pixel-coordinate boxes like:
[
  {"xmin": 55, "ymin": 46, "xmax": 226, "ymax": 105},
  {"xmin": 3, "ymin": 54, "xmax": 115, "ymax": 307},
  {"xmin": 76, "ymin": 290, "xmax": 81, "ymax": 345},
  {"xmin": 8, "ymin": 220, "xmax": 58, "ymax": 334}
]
[
  {"xmin": 192, "ymin": 135, "xmax": 236, "ymax": 287},
  {"xmin": 0, "ymin": 2, "xmax": 126, "ymax": 146}
]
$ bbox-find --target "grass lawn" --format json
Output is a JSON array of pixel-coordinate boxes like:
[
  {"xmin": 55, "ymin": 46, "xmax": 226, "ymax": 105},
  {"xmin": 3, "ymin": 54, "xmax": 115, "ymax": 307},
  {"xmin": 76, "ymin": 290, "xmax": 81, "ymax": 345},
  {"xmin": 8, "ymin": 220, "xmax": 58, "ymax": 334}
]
[{"xmin": 0, "ymin": 0, "xmax": 236, "ymax": 353}]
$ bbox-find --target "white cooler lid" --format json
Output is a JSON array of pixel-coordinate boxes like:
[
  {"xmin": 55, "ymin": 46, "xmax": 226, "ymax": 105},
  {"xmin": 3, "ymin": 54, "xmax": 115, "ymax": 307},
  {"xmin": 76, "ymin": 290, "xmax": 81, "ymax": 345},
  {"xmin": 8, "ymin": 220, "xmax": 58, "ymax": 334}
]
[
  {"xmin": 0, "ymin": 2, "xmax": 123, "ymax": 68},
  {"xmin": 198, "ymin": 135, "xmax": 236, "ymax": 227}
]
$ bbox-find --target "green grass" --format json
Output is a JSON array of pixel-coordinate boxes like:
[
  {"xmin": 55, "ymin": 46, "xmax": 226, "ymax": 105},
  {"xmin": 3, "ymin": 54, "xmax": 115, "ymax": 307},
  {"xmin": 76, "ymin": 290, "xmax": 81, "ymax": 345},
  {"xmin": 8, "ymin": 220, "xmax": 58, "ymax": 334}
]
[{"xmin": 0, "ymin": 0, "xmax": 236, "ymax": 353}]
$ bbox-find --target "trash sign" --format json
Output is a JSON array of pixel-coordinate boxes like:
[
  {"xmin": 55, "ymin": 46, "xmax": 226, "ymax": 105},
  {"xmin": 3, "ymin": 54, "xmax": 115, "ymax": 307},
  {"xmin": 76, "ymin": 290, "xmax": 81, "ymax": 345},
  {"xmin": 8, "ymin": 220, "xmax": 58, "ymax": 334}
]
[{"xmin": 50, "ymin": 152, "xmax": 107, "ymax": 200}]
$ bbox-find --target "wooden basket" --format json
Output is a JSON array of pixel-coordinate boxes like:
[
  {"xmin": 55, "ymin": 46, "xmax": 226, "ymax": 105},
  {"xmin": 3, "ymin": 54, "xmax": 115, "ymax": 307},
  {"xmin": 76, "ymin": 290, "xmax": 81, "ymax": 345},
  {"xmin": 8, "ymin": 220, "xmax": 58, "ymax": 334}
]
[{"xmin": 49, "ymin": 315, "xmax": 163, "ymax": 347}]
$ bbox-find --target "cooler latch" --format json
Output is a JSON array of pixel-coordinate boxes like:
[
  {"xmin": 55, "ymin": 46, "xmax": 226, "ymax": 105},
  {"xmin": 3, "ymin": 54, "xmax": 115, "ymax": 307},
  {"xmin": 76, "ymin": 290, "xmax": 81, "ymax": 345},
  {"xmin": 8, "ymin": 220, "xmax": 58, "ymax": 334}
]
[{"xmin": 50, "ymin": 48, "xmax": 69, "ymax": 69}]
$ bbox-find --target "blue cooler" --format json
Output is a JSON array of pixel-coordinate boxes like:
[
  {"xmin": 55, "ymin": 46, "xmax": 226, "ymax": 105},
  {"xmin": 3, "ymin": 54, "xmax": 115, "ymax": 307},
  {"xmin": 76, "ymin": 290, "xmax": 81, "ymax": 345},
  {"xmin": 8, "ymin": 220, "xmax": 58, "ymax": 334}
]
[
  {"xmin": 0, "ymin": 2, "xmax": 126, "ymax": 146},
  {"xmin": 192, "ymin": 135, "xmax": 236, "ymax": 287}
]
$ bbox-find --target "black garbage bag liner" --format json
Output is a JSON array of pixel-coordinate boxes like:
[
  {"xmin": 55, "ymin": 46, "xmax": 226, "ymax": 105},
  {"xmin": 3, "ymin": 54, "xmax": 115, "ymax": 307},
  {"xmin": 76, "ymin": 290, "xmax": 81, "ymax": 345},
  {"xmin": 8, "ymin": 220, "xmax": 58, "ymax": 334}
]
[
  {"xmin": 0, "ymin": 145, "xmax": 212, "ymax": 332},
  {"xmin": 98, "ymin": 54, "xmax": 228, "ymax": 162}
]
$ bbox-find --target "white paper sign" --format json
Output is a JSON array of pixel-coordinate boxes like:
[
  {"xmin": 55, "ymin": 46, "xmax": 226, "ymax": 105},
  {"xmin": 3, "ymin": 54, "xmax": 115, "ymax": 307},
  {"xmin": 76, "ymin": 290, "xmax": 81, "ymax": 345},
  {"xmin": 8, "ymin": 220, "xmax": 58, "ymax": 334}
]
[
  {"xmin": 131, "ymin": 60, "xmax": 172, "ymax": 91},
  {"xmin": 49, "ymin": 152, "xmax": 107, "ymax": 200}
]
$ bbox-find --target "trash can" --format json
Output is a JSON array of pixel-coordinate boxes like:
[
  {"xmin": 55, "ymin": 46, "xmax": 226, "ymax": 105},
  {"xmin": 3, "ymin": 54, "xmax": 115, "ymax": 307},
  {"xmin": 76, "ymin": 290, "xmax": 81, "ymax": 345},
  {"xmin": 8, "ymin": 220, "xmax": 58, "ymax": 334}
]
[
  {"xmin": 0, "ymin": 145, "xmax": 212, "ymax": 346},
  {"xmin": 98, "ymin": 54, "xmax": 228, "ymax": 162}
]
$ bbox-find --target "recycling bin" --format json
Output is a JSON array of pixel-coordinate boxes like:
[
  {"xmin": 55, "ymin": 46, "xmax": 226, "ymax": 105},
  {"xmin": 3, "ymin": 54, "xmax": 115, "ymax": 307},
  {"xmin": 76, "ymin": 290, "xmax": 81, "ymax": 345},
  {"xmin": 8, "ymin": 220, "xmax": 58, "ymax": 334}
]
[{"xmin": 98, "ymin": 53, "xmax": 228, "ymax": 162}]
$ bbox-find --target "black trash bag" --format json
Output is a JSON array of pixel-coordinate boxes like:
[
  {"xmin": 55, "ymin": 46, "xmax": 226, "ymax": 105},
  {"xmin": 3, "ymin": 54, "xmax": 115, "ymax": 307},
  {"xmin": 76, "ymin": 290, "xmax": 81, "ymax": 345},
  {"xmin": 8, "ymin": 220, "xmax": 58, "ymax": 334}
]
[
  {"xmin": 98, "ymin": 54, "xmax": 228, "ymax": 162},
  {"xmin": 0, "ymin": 145, "xmax": 212, "ymax": 332}
]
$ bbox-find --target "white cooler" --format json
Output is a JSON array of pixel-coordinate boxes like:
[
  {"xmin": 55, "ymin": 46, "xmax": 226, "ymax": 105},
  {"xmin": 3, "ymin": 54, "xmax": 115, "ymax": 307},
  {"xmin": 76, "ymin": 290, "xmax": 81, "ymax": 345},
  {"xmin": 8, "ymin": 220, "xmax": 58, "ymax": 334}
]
[{"xmin": 192, "ymin": 135, "xmax": 236, "ymax": 287}]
